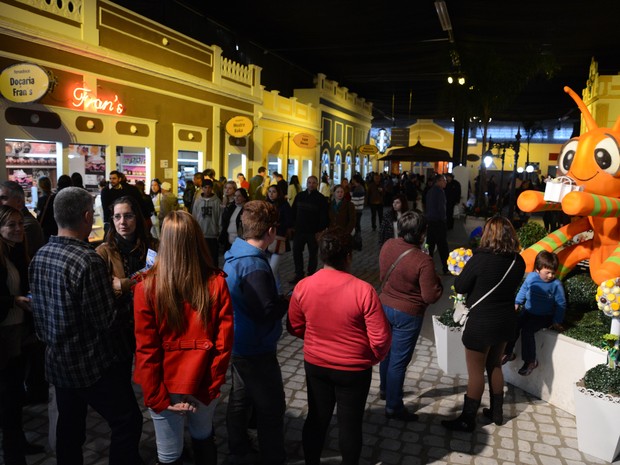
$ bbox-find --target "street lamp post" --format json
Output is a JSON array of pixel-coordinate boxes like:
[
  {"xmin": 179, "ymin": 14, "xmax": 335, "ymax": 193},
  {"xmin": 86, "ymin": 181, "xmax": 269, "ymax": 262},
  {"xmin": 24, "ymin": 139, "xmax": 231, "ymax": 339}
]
[
  {"xmin": 483, "ymin": 133, "xmax": 521, "ymax": 213},
  {"xmin": 507, "ymin": 129, "xmax": 522, "ymax": 221}
]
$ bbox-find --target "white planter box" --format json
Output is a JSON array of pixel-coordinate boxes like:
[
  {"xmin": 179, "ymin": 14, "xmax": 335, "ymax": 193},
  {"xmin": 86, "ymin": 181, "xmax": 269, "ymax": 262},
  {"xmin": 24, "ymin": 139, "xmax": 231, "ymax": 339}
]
[
  {"xmin": 574, "ymin": 384, "xmax": 620, "ymax": 463},
  {"xmin": 432, "ymin": 315, "xmax": 467, "ymax": 376},
  {"xmin": 503, "ymin": 329, "xmax": 607, "ymax": 414}
]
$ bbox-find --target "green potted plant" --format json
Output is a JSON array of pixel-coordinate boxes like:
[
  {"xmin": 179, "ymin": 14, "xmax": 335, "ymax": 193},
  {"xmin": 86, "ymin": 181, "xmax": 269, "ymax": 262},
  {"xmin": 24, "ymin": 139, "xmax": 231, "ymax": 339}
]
[
  {"xmin": 432, "ymin": 248, "xmax": 472, "ymax": 375},
  {"xmin": 573, "ymin": 279, "xmax": 620, "ymax": 463},
  {"xmin": 432, "ymin": 288, "xmax": 468, "ymax": 375}
]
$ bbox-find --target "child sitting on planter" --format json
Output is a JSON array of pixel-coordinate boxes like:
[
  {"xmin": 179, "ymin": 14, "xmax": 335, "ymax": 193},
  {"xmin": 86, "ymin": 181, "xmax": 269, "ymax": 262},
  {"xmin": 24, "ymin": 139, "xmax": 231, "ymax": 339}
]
[{"xmin": 503, "ymin": 250, "xmax": 566, "ymax": 375}]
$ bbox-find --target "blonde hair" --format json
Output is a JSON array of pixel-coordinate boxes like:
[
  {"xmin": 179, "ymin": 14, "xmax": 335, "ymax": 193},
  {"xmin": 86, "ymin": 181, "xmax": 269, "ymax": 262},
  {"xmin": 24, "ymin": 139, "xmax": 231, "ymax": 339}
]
[{"xmin": 144, "ymin": 210, "xmax": 216, "ymax": 333}]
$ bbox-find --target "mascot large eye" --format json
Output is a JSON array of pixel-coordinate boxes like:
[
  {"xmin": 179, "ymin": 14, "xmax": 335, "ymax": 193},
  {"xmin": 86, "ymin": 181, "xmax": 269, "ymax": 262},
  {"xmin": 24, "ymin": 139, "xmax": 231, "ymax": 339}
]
[
  {"xmin": 558, "ymin": 140, "xmax": 578, "ymax": 174},
  {"xmin": 593, "ymin": 136, "xmax": 620, "ymax": 175}
]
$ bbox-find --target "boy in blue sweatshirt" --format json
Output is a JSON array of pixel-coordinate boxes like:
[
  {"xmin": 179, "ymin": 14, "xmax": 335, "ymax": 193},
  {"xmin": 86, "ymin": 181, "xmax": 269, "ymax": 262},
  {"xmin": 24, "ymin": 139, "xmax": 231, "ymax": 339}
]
[{"xmin": 503, "ymin": 251, "xmax": 566, "ymax": 376}]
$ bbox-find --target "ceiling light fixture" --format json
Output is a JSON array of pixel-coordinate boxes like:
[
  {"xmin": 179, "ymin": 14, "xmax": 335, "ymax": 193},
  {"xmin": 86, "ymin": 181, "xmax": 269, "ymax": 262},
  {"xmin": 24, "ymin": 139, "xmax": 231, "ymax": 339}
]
[
  {"xmin": 435, "ymin": 1, "xmax": 452, "ymax": 31},
  {"xmin": 434, "ymin": 0, "xmax": 454, "ymax": 42}
]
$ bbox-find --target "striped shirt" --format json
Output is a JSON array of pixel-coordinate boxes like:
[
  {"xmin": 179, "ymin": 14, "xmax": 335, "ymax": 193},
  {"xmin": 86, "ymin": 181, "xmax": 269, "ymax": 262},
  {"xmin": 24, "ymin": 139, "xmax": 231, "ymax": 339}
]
[{"xmin": 29, "ymin": 236, "xmax": 131, "ymax": 388}]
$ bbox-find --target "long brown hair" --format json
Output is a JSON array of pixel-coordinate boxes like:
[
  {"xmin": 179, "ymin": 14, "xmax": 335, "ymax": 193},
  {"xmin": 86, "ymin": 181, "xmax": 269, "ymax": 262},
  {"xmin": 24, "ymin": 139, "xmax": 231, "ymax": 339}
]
[
  {"xmin": 104, "ymin": 196, "xmax": 150, "ymax": 258},
  {"xmin": 144, "ymin": 210, "xmax": 217, "ymax": 333},
  {"xmin": 479, "ymin": 216, "xmax": 520, "ymax": 253}
]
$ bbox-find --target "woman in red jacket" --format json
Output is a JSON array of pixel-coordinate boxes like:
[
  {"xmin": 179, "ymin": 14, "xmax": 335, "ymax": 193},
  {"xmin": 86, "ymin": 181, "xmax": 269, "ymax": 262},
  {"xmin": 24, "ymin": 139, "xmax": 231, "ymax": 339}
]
[
  {"xmin": 134, "ymin": 211, "xmax": 233, "ymax": 465},
  {"xmin": 288, "ymin": 227, "xmax": 391, "ymax": 465}
]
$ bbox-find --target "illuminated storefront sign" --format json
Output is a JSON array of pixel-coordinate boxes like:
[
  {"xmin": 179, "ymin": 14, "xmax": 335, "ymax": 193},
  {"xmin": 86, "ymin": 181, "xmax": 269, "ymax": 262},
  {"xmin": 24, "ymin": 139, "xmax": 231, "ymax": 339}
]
[
  {"xmin": 292, "ymin": 133, "xmax": 317, "ymax": 149},
  {"xmin": 225, "ymin": 116, "xmax": 253, "ymax": 137},
  {"xmin": 358, "ymin": 144, "xmax": 379, "ymax": 155},
  {"xmin": 0, "ymin": 63, "xmax": 51, "ymax": 103},
  {"xmin": 71, "ymin": 86, "xmax": 124, "ymax": 114}
]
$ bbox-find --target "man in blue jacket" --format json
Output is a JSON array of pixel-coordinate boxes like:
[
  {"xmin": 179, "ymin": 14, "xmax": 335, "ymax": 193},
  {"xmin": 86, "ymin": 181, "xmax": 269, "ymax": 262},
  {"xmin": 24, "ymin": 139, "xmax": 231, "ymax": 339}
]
[{"xmin": 223, "ymin": 200, "xmax": 288, "ymax": 465}]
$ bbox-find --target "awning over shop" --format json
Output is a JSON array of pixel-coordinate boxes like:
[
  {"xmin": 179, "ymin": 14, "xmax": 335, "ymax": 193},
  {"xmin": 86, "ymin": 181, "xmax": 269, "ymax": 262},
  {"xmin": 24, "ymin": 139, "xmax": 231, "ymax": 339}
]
[{"xmin": 379, "ymin": 141, "xmax": 451, "ymax": 162}]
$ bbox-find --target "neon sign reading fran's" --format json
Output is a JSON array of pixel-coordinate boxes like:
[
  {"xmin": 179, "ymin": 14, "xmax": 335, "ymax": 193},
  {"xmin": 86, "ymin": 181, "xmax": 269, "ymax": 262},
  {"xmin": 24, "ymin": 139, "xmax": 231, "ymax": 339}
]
[{"xmin": 71, "ymin": 86, "xmax": 124, "ymax": 114}]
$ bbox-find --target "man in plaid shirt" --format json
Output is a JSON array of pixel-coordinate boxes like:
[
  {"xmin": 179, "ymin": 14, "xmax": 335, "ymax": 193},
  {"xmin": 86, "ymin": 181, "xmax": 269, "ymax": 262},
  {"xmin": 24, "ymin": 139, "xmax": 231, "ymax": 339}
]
[{"xmin": 29, "ymin": 187, "xmax": 143, "ymax": 464}]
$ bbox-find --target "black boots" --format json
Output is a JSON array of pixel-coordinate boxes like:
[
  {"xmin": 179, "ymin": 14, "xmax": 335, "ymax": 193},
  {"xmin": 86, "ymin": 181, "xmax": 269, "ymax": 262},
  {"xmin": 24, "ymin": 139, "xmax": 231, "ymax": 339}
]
[
  {"xmin": 482, "ymin": 392, "xmax": 504, "ymax": 425},
  {"xmin": 441, "ymin": 395, "xmax": 481, "ymax": 432},
  {"xmin": 192, "ymin": 436, "xmax": 217, "ymax": 465}
]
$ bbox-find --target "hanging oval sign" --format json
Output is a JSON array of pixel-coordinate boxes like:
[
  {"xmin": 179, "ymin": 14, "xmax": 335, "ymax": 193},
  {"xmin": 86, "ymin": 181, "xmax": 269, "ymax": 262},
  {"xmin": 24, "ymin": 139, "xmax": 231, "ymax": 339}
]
[
  {"xmin": 225, "ymin": 116, "xmax": 253, "ymax": 137},
  {"xmin": 467, "ymin": 154, "xmax": 480, "ymax": 162},
  {"xmin": 0, "ymin": 63, "xmax": 51, "ymax": 103},
  {"xmin": 292, "ymin": 133, "xmax": 317, "ymax": 149},
  {"xmin": 358, "ymin": 144, "xmax": 379, "ymax": 155}
]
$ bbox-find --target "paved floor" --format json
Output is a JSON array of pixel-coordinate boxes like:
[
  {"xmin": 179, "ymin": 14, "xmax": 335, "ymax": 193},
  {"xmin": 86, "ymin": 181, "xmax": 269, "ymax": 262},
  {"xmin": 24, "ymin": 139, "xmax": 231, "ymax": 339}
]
[{"xmin": 3, "ymin": 208, "xmax": 612, "ymax": 464}]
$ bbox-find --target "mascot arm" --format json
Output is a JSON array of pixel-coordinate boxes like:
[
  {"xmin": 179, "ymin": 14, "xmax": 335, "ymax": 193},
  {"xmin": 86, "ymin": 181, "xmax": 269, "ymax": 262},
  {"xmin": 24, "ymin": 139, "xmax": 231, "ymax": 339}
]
[
  {"xmin": 562, "ymin": 191, "xmax": 620, "ymax": 217},
  {"xmin": 517, "ymin": 190, "xmax": 562, "ymax": 213},
  {"xmin": 520, "ymin": 217, "xmax": 591, "ymax": 273}
]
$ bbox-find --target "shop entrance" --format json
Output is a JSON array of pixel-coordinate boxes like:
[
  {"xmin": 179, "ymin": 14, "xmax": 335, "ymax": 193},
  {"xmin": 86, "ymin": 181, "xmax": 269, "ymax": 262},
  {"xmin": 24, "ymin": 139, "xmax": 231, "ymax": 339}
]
[
  {"xmin": 227, "ymin": 153, "xmax": 247, "ymax": 182},
  {"xmin": 301, "ymin": 159, "xmax": 313, "ymax": 187},
  {"xmin": 177, "ymin": 150, "xmax": 201, "ymax": 201},
  {"xmin": 68, "ymin": 144, "xmax": 107, "ymax": 193},
  {"xmin": 287, "ymin": 158, "xmax": 298, "ymax": 181},
  {"xmin": 116, "ymin": 146, "xmax": 151, "ymax": 186},
  {"xmin": 268, "ymin": 155, "xmax": 282, "ymax": 178}
]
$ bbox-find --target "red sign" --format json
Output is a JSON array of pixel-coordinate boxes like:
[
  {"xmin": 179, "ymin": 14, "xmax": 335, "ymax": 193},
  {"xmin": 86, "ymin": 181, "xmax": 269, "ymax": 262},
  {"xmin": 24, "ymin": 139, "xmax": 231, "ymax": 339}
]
[{"xmin": 71, "ymin": 86, "xmax": 124, "ymax": 114}]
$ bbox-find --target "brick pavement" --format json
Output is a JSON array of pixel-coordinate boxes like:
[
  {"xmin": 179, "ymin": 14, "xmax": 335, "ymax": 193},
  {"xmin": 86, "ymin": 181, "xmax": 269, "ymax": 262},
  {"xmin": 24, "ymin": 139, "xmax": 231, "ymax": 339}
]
[{"xmin": 3, "ymin": 208, "xmax": 610, "ymax": 465}]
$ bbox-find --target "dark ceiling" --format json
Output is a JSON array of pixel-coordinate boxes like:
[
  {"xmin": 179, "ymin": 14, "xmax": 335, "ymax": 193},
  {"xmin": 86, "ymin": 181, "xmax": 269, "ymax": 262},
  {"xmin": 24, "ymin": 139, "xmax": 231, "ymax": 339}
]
[{"xmin": 116, "ymin": 0, "xmax": 620, "ymax": 128}]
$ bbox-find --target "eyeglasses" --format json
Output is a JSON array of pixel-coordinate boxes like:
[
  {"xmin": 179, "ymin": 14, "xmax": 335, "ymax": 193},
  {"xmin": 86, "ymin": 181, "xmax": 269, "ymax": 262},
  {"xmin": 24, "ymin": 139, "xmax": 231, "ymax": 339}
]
[
  {"xmin": 0, "ymin": 195, "xmax": 9, "ymax": 201},
  {"xmin": 112, "ymin": 213, "xmax": 136, "ymax": 221}
]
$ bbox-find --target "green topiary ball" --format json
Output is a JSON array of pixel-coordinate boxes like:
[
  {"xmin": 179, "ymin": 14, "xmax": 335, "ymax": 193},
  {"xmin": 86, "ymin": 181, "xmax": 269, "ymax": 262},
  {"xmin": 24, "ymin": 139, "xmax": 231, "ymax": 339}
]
[
  {"xmin": 583, "ymin": 363, "xmax": 620, "ymax": 397},
  {"xmin": 516, "ymin": 221, "xmax": 548, "ymax": 250}
]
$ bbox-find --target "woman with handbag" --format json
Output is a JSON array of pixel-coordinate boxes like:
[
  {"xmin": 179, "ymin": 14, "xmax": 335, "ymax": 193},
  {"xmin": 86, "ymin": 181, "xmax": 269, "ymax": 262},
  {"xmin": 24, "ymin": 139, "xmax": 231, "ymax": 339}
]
[
  {"xmin": 442, "ymin": 216, "xmax": 525, "ymax": 432},
  {"xmin": 378, "ymin": 211, "xmax": 443, "ymax": 420},
  {"xmin": 266, "ymin": 185, "xmax": 292, "ymax": 294}
]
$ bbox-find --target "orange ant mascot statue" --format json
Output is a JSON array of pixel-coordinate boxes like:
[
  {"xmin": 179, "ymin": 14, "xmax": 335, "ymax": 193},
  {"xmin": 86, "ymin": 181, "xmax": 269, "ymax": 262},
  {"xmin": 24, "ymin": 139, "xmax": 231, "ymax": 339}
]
[{"xmin": 517, "ymin": 86, "xmax": 620, "ymax": 285}]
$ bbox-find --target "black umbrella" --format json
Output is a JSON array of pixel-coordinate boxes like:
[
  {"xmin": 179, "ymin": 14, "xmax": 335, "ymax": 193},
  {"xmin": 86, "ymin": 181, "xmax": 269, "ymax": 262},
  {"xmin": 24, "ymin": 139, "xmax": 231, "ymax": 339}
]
[{"xmin": 379, "ymin": 141, "xmax": 452, "ymax": 162}]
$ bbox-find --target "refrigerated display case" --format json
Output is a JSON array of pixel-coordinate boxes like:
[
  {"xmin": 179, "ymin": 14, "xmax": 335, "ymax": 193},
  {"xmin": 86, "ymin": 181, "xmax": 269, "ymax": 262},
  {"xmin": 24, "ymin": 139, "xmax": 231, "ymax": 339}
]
[
  {"xmin": 116, "ymin": 146, "xmax": 148, "ymax": 184},
  {"xmin": 5, "ymin": 139, "xmax": 59, "ymax": 206}
]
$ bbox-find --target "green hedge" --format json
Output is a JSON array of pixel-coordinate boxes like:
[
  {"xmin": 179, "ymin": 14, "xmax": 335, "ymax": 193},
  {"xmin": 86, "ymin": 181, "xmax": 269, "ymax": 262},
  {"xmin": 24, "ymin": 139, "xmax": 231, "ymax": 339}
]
[
  {"xmin": 583, "ymin": 363, "xmax": 620, "ymax": 396},
  {"xmin": 516, "ymin": 222, "xmax": 548, "ymax": 249}
]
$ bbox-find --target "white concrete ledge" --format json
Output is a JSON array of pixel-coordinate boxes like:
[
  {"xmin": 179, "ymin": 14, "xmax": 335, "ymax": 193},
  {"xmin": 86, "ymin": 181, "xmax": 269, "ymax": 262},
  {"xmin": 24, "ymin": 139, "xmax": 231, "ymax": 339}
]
[{"xmin": 503, "ymin": 329, "xmax": 607, "ymax": 415}]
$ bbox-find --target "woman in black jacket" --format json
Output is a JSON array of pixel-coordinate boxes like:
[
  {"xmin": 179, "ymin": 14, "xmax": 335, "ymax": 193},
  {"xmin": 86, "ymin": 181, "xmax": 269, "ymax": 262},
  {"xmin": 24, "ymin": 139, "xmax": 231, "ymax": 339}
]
[{"xmin": 442, "ymin": 216, "xmax": 525, "ymax": 431}]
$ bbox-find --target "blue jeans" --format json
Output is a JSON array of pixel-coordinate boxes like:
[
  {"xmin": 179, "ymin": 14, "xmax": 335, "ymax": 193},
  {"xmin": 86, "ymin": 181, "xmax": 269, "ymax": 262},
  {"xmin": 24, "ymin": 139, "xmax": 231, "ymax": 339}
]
[
  {"xmin": 149, "ymin": 394, "xmax": 218, "ymax": 463},
  {"xmin": 379, "ymin": 306, "xmax": 424, "ymax": 413}
]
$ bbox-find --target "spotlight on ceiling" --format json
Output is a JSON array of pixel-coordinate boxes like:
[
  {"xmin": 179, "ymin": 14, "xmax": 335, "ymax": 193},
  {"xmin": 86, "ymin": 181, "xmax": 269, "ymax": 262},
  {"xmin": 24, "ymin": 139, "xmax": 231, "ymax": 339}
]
[
  {"xmin": 458, "ymin": 76, "xmax": 466, "ymax": 85},
  {"xmin": 447, "ymin": 76, "xmax": 454, "ymax": 84}
]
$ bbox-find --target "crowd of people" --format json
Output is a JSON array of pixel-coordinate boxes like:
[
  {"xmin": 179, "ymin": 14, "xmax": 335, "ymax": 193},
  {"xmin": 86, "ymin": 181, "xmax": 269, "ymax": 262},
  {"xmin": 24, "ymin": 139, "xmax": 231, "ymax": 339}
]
[{"xmin": 0, "ymin": 165, "xmax": 568, "ymax": 465}]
